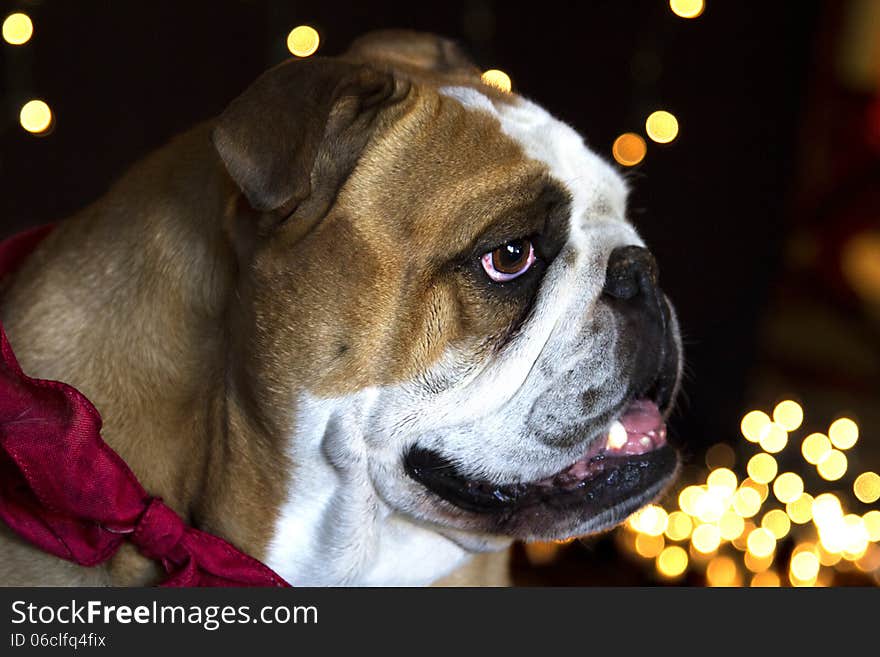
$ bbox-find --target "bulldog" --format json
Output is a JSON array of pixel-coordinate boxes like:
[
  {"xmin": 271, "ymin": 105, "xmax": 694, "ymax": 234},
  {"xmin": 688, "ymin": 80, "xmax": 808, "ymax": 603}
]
[{"xmin": 0, "ymin": 30, "xmax": 682, "ymax": 586}]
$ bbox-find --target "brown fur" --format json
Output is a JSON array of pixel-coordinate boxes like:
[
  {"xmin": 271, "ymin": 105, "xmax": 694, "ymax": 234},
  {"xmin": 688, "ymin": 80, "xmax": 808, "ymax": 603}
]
[{"xmin": 0, "ymin": 31, "xmax": 546, "ymax": 586}]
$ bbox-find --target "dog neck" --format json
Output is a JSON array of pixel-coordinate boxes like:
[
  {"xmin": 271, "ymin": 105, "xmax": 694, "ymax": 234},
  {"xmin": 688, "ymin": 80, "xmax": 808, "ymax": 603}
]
[{"xmin": 261, "ymin": 390, "xmax": 469, "ymax": 586}]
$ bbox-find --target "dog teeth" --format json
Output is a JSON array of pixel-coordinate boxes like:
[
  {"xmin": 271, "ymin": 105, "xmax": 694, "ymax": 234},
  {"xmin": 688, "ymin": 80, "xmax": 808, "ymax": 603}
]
[
  {"xmin": 606, "ymin": 420, "xmax": 628, "ymax": 450},
  {"xmin": 639, "ymin": 436, "xmax": 652, "ymax": 448}
]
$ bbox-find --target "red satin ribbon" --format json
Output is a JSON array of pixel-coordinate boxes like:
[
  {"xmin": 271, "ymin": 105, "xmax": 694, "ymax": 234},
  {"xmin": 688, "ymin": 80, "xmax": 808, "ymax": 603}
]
[{"xmin": 0, "ymin": 225, "xmax": 290, "ymax": 587}]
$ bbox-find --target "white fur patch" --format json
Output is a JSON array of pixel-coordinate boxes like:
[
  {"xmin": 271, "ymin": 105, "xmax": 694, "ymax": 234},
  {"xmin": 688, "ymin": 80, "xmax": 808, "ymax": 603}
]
[{"xmin": 264, "ymin": 391, "xmax": 469, "ymax": 586}]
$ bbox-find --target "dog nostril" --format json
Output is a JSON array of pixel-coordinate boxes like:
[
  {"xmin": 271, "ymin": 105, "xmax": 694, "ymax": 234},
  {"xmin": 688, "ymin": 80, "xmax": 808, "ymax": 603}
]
[{"xmin": 602, "ymin": 245, "xmax": 659, "ymax": 301}]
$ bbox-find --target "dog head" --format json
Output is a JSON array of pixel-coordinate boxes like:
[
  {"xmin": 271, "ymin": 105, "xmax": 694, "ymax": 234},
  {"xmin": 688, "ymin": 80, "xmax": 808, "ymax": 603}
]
[{"xmin": 212, "ymin": 31, "xmax": 683, "ymax": 549}]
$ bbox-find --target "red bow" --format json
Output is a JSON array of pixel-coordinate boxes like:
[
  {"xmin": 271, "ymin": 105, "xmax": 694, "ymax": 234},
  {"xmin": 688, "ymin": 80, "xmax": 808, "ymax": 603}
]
[{"xmin": 0, "ymin": 226, "xmax": 290, "ymax": 587}]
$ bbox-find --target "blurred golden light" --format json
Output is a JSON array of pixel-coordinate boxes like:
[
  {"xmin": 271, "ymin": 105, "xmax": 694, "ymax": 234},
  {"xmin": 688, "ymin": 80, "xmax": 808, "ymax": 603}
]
[
  {"xmin": 665, "ymin": 511, "xmax": 694, "ymax": 541},
  {"xmin": 750, "ymin": 571, "xmax": 780, "ymax": 587},
  {"xmin": 630, "ymin": 504, "xmax": 668, "ymax": 536},
  {"xmin": 772, "ymin": 400, "xmax": 803, "ymax": 431},
  {"xmin": 678, "ymin": 485, "xmax": 706, "ymax": 516},
  {"xmin": 719, "ymin": 510, "xmax": 746, "ymax": 541},
  {"xmin": 817, "ymin": 543, "xmax": 842, "ymax": 567},
  {"xmin": 828, "ymin": 417, "xmax": 858, "ymax": 450},
  {"xmin": 732, "ymin": 520, "xmax": 756, "ymax": 551},
  {"xmin": 789, "ymin": 569, "xmax": 818, "ymax": 587},
  {"xmin": 740, "ymin": 410, "xmax": 770, "ymax": 443},
  {"xmin": 863, "ymin": 510, "xmax": 880, "ymax": 541},
  {"xmin": 758, "ymin": 422, "xmax": 788, "ymax": 454},
  {"xmin": 287, "ymin": 25, "xmax": 320, "ymax": 57},
  {"xmin": 691, "ymin": 524, "xmax": 721, "ymax": 554},
  {"xmin": 645, "ymin": 110, "xmax": 679, "ymax": 144},
  {"xmin": 706, "ymin": 556, "xmax": 739, "ymax": 587},
  {"xmin": 761, "ymin": 509, "xmax": 791, "ymax": 539},
  {"xmin": 19, "ymin": 100, "xmax": 52, "ymax": 134},
  {"xmin": 635, "ymin": 532, "xmax": 666, "ymax": 558},
  {"xmin": 744, "ymin": 550, "xmax": 774, "ymax": 573},
  {"xmin": 705, "ymin": 442, "xmax": 736, "ymax": 470},
  {"xmin": 669, "ymin": 0, "xmax": 705, "ymax": 19},
  {"xmin": 842, "ymin": 231, "xmax": 880, "ymax": 304},
  {"xmin": 853, "ymin": 472, "xmax": 880, "ymax": 504},
  {"xmin": 656, "ymin": 545, "xmax": 688, "ymax": 578},
  {"xmin": 786, "ymin": 493, "xmax": 814, "ymax": 524},
  {"xmin": 695, "ymin": 489, "xmax": 727, "ymax": 524},
  {"xmin": 746, "ymin": 528, "xmax": 776, "ymax": 558},
  {"xmin": 732, "ymin": 487, "xmax": 762, "ymax": 518},
  {"xmin": 707, "ymin": 468, "xmax": 738, "ymax": 496},
  {"xmin": 855, "ymin": 544, "xmax": 880, "ymax": 573},
  {"xmin": 801, "ymin": 432, "xmax": 832, "ymax": 465},
  {"xmin": 747, "ymin": 453, "xmax": 777, "ymax": 485},
  {"xmin": 740, "ymin": 478, "xmax": 769, "ymax": 502},
  {"xmin": 611, "ymin": 133, "xmax": 647, "ymax": 167},
  {"xmin": 481, "ymin": 69, "xmax": 512, "ymax": 93},
  {"xmin": 773, "ymin": 472, "xmax": 804, "ymax": 504},
  {"xmin": 841, "ymin": 514, "xmax": 869, "ymax": 558},
  {"xmin": 812, "ymin": 493, "xmax": 844, "ymax": 528},
  {"xmin": 817, "ymin": 449, "xmax": 847, "ymax": 481},
  {"xmin": 2, "ymin": 12, "xmax": 32, "ymax": 45}
]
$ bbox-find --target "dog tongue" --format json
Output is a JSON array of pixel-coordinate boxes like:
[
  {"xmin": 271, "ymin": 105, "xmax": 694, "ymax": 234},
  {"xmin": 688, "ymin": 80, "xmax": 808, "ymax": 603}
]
[{"xmin": 606, "ymin": 399, "xmax": 666, "ymax": 456}]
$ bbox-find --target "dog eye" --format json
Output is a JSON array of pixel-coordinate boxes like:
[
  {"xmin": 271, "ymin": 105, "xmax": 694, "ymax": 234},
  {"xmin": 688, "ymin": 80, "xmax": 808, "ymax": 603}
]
[{"xmin": 480, "ymin": 238, "xmax": 536, "ymax": 282}]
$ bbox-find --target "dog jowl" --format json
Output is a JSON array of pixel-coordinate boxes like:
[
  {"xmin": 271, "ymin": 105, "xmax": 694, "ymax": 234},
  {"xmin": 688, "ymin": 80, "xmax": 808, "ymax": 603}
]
[{"xmin": 0, "ymin": 30, "xmax": 683, "ymax": 586}]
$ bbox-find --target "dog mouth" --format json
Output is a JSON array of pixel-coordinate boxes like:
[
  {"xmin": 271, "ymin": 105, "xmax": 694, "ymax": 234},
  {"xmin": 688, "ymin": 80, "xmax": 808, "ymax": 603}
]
[{"xmin": 403, "ymin": 398, "xmax": 677, "ymax": 535}]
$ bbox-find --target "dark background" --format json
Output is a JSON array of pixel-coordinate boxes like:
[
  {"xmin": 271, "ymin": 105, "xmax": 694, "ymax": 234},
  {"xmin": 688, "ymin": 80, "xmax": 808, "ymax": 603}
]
[{"xmin": 2, "ymin": 1, "xmax": 878, "ymax": 585}]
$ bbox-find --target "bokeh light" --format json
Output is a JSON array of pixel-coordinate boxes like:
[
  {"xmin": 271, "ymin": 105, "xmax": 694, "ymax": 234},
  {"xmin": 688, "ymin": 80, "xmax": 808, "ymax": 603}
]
[
  {"xmin": 656, "ymin": 546, "xmax": 688, "ymax": 578},
  {"xmin": 635, "ymin": 533, "xmax": 666, "ymax": 558},
  {"xmin": 758, "ymin": 422, "xmax": 788, "ymax": 453},
  {"xmin": 746, "ymin": 528, "xmax": 776, "ymax": 558},
  {"xmin": 613, "ymin": 399, "xmax": 877, "ymax": 587},
  {"xmin": 773, "ymin": 400, "xmax": 803, "ymax": 431},
  {"xmin": 864, "ymin": 511, "xmax": 880, "ymax": 541},
  {"xmin": 744, "ymin": 550, "xmax": 774, "ymax": 573},
  {"xmin": 747, "ymin": 453, "xmax": 778, "ymax": 484},
  {"xmin": 786, "ymin": 493, "xmax": 814, "ymax": 524},
  {"xmin": 718, "ymin": 510, "xmax": 746, "ymax": 541},
  {"xmin": 790, "ymin": 551, "xmax": 820, "ymax": 582},
  {"xmin": 828, "ymin": 418, "xmax": 859, "ymax": 450},
  {"xmin": 645, "ymin": 110, "xmax": 679, "ymax": 143},
  {"xmin": 802, "ymin": 432, "xmax": 832, "ymax": 465},
  {"xmin": 691, "ymin": 524, "xmax": 721, "ymax": 554},
  {"xmin": 817, "ymin": 449, "xmax": 847, "ymax": 481},
  {"xmin": 707, "ymin": 468, "xmax": 738, "ymax": 496},
  {"xmin": 750, "ymin": 571, "xmax": 781, "ymax": 587},
  {"xmin": 761, "ymin": 509, "xmax": 791, "ymax": 539},
  {"xmin": 733, "ymin": 487, "xmax": 762, "ymax": 518},
  {"xmin": 705, "ymin": 442, "xmax": 736, "ymax": 469},
  {"xmin": 665, "ymin": 511, "xmax": 693, "ymax": 541},
  {"xmin": 812, "ymin": 493, "xmax": 843, "ymax": 527},
  {"xmin": 741, "ymin": 410, "xmax": 771, "ymax": 443},
  {"xmin": 854, "ymin": 472, "xmax": 880, "ymax": 504},
  {"xmin": 773, "ymin": 472, "xmax": 804, "ymax": 504},
  {"xmin": 706, "ymin": 556, "xmax": 739, "ymax": 586},
  {"xmin": 669, "ymin": 0, "xmax": 705, "ymax": 19},
  {"xmin": 678, "ymin": 485, "xmax": 705, "ymax": 516},
  {"xmin": 287, "ymin": 25, "xmax": 320, "ymax": 57},
  {"xmin": 19, "ymin": 100, "xmax": 53, "ymax": 134},
  {"xmin": 611, "ymin": 133, "xmax": 647, "ymax": 166},
  {"xmin": 481, "ymin": 69, "xmax": 512, "ymax": 92},
  {"xmin": 740, "ymin": 478, "xmax": 769, "ymax": 502},
  {"xmin": 2, "ymin": 12, "xmax": 32, "ymax": 45}
]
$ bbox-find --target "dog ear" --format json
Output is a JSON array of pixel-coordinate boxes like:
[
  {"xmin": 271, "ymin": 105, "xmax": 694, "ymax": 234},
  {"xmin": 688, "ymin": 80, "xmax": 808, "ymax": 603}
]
[
  {"xmin": 345, "ymin": 30, "xmax": 481, "ymax": 77},
  {"xmin": 212, "ymin": 58, "xmax": 405, "ymax": 215}
]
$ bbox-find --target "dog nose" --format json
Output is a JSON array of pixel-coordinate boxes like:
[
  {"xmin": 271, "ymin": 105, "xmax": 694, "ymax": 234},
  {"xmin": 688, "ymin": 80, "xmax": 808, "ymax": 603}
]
[{"xmin": 602, "ymin": 245, "xmax": 659, "ymax": 301}]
